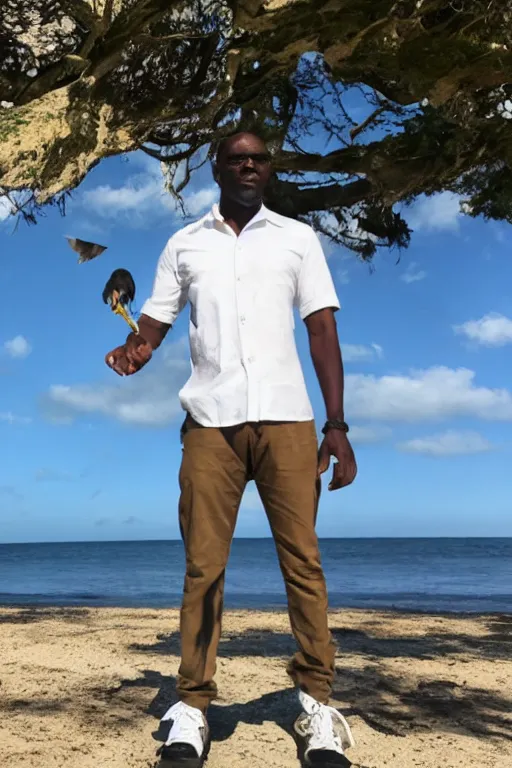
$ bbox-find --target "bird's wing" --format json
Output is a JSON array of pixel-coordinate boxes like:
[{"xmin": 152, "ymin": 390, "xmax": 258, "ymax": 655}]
[{"xmin": 66, "ymin": 237, "xmax": 107, "ymax": 263}]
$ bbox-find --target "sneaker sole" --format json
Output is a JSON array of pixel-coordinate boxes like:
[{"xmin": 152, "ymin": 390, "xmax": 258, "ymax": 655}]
[
  {"xmin": 302, "ymin": 756, "xmax": 351, "ymax": 768},
  {"xmin": 293, "ymin": 733, "xmax": 352, "ymax": 768},
  {"xmin": 157, "ymin": 740, "xmax": 211, "ymax": 767}
]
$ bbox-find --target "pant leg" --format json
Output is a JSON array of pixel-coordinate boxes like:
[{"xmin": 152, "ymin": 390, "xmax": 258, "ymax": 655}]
[
  {"xmin": 253, "ymin": 421, "xmax": 336, "ymax": 705},
  {"xmin": 176, "ymin": 418, "xmax": 248, "ymax": 712}
]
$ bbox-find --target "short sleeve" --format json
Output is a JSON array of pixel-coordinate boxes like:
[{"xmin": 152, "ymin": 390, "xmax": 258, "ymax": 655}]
[
  {"xmin": 140, "ymin": 238, "xmax": 188, "ymax": 325},
  {"xmin": 295, "ymin": 228, "xmax": 340, "ymax": 320}
]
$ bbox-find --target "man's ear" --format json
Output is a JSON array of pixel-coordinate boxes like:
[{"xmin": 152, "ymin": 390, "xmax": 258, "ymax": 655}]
[{"xmin": 212, "ymin": 161, "xmax": 220, "ymax": 184}]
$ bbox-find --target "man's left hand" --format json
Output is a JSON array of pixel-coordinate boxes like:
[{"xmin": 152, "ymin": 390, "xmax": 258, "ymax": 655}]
[{"xmin": 317, "ymin": 430, "xmax": 357, "ymax": 491}]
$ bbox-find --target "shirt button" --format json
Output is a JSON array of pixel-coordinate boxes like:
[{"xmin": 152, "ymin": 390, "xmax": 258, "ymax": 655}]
[{"xmin": 240, "ymin": 315, "xmax": 246, "ymax": 323}]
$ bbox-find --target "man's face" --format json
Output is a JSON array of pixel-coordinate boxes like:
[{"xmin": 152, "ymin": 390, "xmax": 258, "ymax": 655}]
[{"xmin": 215, "ymin": 133, "xmax": 272, "ymax": 207}]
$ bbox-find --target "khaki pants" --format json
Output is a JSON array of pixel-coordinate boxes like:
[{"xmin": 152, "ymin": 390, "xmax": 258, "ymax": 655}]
[{"xmin": 176, "ymin": 415, "xmax": 336, "ymax": 713}]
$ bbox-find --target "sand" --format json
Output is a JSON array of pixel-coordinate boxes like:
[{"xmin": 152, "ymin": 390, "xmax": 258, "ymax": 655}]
[{"xmin": 0, "ymin": 607, "xmax": 510, "ymax": 768}]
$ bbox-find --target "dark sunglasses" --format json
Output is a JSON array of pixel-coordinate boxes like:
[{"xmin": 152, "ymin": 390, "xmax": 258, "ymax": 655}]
[{"xmin": 225, "ymin": 152, "xmax": 272, "ymax": 167}]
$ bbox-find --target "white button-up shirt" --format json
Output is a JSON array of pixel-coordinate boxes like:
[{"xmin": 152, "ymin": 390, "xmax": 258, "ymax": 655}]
[{"xmin": 141, "ymin": 203, "xmax": 340, "ymax": 427}]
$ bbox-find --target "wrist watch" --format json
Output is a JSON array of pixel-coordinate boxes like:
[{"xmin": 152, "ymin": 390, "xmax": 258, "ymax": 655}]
[{"xmin": 322, "ymin": 419, "xmax": 349, "ymax": 435}]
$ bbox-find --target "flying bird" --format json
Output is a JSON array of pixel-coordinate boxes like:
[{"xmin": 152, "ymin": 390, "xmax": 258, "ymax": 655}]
[
  {"xmin": 66, "ymin": 237, "xmax": 107, "ymax": 263},
  {"xmin": 102, "ymin": 268, "xmax": 139, "ymax": 335}
]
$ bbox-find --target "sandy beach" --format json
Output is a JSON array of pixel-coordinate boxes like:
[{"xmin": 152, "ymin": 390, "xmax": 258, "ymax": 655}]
[{"xmin": 0, "ymin": 606, "xmax": 510, "ymax": 768}]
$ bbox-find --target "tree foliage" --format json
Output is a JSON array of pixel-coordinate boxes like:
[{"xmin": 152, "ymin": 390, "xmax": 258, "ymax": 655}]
[{"xmin": 1, "ymin": 0, "xmax": 511, "ymax": 258}]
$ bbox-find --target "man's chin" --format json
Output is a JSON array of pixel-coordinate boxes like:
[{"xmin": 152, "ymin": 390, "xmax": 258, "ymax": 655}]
[{"xmin": 233, "ymin": 188, "xmax": 263, "ymax": 207}]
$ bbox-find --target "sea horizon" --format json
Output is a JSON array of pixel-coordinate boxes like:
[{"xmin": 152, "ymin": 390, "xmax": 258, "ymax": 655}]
[
  {"xmin": 2, "ymin": 534, "xmax": 511, "ymax": 546},
  {"xmin": 1, "ymin": 538, "xmax": 511, "ymax": 614}
]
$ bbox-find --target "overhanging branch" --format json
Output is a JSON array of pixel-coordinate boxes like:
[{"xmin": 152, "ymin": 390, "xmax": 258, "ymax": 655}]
[
  {"xmin": 0, "ymin": 0, "xmax": 511, "ymax": 258},
  {"xmin": 265, "ymin": 177, "xmax": 373, "ymax": 217}
]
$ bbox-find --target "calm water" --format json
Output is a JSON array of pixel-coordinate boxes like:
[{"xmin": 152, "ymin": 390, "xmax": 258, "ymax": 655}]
[{"xmin": 0, "ymin": 538, "xmax": 511, "ymax": 613}]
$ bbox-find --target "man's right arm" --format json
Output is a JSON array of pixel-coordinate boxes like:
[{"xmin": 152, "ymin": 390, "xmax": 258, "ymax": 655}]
[
  {"xmin": 117, "ymin": 314, "xmax": 170, "ymax": 374},
  {"xmin": 138, "ymin": 238, "xmax": 188, "ymax": 331},
  {"xmin": 106, "ymin": 239, "xmax": 186, "ymax": 375},
  {"xmin": 128, "ymin": 314, "xmax": 170, "ymax": 351}
]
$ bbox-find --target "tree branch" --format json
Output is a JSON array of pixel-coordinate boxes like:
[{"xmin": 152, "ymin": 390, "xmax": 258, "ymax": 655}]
[
  {"xmin": 1, "ymin": 0, "xmax": 510, "ymax": 258},
  {"xmin": 265, "ymin": 178, "xmax": 373, "ymax": 217},
  {"xmin": 349, "ymin": 105, "xmax": 385, "ymax": 142}
]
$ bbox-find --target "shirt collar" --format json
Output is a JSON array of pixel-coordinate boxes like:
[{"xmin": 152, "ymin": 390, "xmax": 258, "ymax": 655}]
[{"xmin": 210, "ymin": 202, "xmax": 284, "ymax": 229}]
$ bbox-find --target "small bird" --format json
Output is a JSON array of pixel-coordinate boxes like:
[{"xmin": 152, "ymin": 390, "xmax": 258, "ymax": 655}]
[
  {"xmin": 102, "ymin": 268, "xmax": 139, "ymax": 334},
  {"xmin": 66, "ymin": 237, "xmax": 107, "ymax": 263}
]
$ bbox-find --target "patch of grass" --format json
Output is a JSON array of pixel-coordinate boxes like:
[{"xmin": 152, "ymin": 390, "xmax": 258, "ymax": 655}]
[{"xmin": 0, "ymin": 111, "xmax": 30, "ymax": 141}]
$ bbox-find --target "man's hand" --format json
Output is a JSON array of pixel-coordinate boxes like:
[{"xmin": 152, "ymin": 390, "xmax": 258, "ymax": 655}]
[
  {"xmin": 105, "ymin": 333, "xmax": 153, "ymax": 376},
  {"xmin": 317, "ymin": 429, "xmax": 357, "ymax": 491}
]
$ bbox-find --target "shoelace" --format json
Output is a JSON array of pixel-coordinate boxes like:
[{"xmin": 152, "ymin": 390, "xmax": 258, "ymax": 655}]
[{"xmin": 161, "ymin": 702, "xmax": 205, "ymax": 747}]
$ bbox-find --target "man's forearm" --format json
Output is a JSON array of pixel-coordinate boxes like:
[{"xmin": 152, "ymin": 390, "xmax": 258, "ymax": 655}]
[
  {"xmin": 305, "ymin": 309, "xmax": 345, "ymax": 422},
  {"xmin": 129, "ymin": 313, "xmax": 171, "ymax": 350}
]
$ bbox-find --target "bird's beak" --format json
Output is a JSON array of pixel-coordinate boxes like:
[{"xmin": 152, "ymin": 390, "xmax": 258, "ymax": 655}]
[{"xmin": 113, "ymin": 302, "xmax": 140, "ymax": 335}]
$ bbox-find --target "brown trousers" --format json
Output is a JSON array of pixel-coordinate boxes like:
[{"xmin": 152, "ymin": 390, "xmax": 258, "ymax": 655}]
[{"xmin": 176, "ymin": 415, "xmax": 336, "ymax": 713}]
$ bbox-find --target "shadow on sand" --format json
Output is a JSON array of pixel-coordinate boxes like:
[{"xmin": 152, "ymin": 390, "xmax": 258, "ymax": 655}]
[
  {"xmin": 2, "ymin": 610, "xmax": 511, "ymax": 765},
  {"xmin": 0, "ymin": 606, "xmax": 91, "ymax": 624},
  {"xmin": 130, "ymin": 612, "xmax": 512, "ymax": 663},
  {"xmin": 90, "ymin": 670, "xmax": 350, "ymax": 767},
  {"xmin": 122, "ymin": 616, "xmax": 512, "ymax": 757}
]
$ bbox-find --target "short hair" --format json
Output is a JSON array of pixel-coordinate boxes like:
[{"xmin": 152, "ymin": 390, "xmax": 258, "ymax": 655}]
[{"xmin": 213, "ymin": 129, "xmax": 269, "ymax": 163}]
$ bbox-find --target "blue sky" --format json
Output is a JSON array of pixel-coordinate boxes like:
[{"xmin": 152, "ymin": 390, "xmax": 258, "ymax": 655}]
[{"xmin": 1, "ymin": 150, "xmax": 512, "ymax": 543}]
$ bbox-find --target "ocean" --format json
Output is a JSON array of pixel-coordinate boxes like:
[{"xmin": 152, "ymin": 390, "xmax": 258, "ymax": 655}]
[{"xmin": 0, "ymin": 538, "xmax": 511, "ymax": 613}]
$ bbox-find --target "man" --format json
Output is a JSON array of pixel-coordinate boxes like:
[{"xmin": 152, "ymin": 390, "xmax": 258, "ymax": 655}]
[{"xmin": 106, "ymin": 132, "xmax": 357, "ymax": 768}]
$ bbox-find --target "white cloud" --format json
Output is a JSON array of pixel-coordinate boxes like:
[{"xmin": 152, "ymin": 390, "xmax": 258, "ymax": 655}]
[
  {"xmin": 0, "ymin": 191, "xmax": 35, "ymax": 223},
  {"xmin": 400, "ymin": 261, "xmax": 427, "ymax": 284},
  {"xmin": 83, "ymin": 178, "xmax": 159, "ymax": 214},
  {"xmin": 4, "ymin": 335, "xmax": 31, "ymax": 358},
  {"xmin": 0, "ymin": 411, "xmax": 31, "ymax": 425},
  {"xmin": 185, "ymin": 186, "xmax": 218, "ymax": 216},
  {"xmin": 407, "ymin": 191, "xmax": 462, "ymax": 233},
  {"xmin": 0, "ymin": 196, "xmax": 14, "ymax": 221},
  {"xmin": 345, "ymin": 366, "xmax": 512, "ymax": 423},
  {"xmin": 42, "ymin": 339, "xmax": 512, "ymax": 433},
  {"xmin": 453, "ymin": 313, "xmax": 512, "ymax": 348},
  {"xmin": 349, "ymin": 425, "xmax": 391, "ymax": 444},
  {"xmin": 82, "ymin": 160, "xmax": 217, "ymax": 226},
  {"xmin": 41, "ymin": 338, "xmax": 190, "ymax": 427},
  {"xmin": 398, "ymin": 430, "xmax": 494, "ymax": 457},
  {"xmin": 342, "ymin": 343, "xmax": 383, "ymax": 362}
]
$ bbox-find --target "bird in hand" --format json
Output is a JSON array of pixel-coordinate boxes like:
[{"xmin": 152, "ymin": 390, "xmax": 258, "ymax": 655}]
[{"xmin": 102, "ymin": 268, "xmax": 139, "ymax": 335}]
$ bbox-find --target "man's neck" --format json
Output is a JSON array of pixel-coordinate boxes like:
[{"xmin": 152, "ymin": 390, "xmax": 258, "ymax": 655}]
[{"xmin": 219, "ymin": 196, "xmax": 262, "ymax": 236}]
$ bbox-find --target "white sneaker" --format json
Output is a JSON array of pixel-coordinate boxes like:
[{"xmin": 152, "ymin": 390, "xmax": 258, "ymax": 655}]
[
  {"xmin": 158, "ymin": 701, "xmax": 210, "ymax": 766},
  {"xmin": 293, "ymin": 691, "xmax": 355, "ymax": 766}
]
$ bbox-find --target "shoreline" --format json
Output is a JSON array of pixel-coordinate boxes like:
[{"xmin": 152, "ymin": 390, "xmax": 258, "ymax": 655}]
[
  {"xmin": 1, "ymin": 599, "xmax": 510, "ymax": 616},
  {"xmin": 1, "ymin": 601, "xmax": 511, "ymax": 616},
  {"xmin": 1, "ymin": 606, "xmax": 510, "ymax": 768}
]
